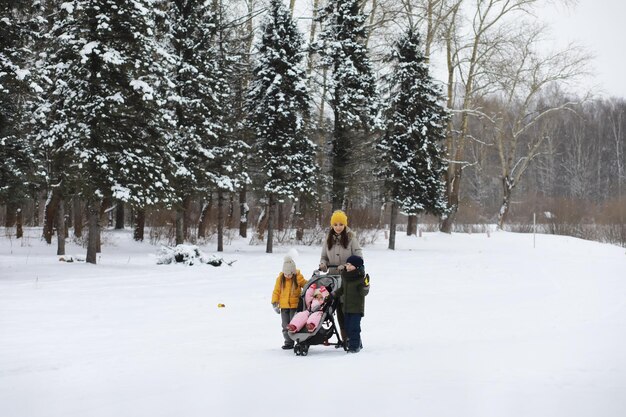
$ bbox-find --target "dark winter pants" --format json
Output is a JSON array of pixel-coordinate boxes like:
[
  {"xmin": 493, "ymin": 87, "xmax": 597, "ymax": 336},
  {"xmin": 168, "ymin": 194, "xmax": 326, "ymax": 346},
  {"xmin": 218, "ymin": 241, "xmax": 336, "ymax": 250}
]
[
  {"xmin": 280, "ymin": 308, "xmax": 296, "ymax": 345},
  {"xmin": 344, "ymin": 313, "xmax": 363, "ymax": 351}
]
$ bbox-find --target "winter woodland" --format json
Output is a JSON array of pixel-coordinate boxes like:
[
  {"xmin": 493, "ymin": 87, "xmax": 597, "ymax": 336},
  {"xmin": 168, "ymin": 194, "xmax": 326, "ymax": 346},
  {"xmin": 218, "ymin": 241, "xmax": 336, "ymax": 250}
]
[{"xmin": 1, "ymin": 0, "xmax": 625, "ymax": 262}]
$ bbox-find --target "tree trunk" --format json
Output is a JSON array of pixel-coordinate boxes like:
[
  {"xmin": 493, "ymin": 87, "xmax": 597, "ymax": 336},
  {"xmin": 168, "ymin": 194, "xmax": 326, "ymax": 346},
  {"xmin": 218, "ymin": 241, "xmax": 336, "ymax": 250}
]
[
  {"xmin": 217, "ymin": 190, "xmax": 224, "ymax": 252},
  {"xmin": 16, "ymin": 207, "xmax": 23, "ymax": 239},
  {"xmin": 64, "ymin": 200, "xmax": 69, "ymax": 238},
  {"xmin": 86, "ymin": 200, "xmax": 101, "ymax": 264},
  {"xmin": 182, "ymin": 196, "xmax": 192, "ymax": 240},
  {"xmin": 295, "ymin": 198, "xmax": 306, "ymax": 241},
  {"xmin": 440, "ymin": 164, "xmax": 461, "ymax": 233},
  {"xmin": 239, "ymin": 187, "xmax": 248, "ymax": 238},
  {"xmin": 73, "ymin": 197, "xmax": 83, "ymax": 238},
  {"xmin": 497, "ymin": 180, "xmax": 513, "ymax": 230},
  {"xmin": 175, "ymin": 207, "xmax": 184, "ymax": 245},
  {"xmin": 266, "ymin": 195, "xmax": 274, "ymax": 253},
  {"xmin": 198, "ymin": 194, "xmax": 213, "ymax": 239},
  {"xmin": 227, "ymin": 193, "xmax": 235, "ymax": 229},
  {"xmin": 134, "ymin": 207, "xmax": 145, "ymax": 241},
  {"xmin": 388, "ymin": 201, "xmax": 397, "ymax": 250},
  {"xmin": 43, "ymin": 187, "xmax": 62, "ymax": 244},
  {"xmin": 66, "ymin": 199, "xmax": 73, "ymax": 229},
  {"xmin": 115, "ymin": 201, "xmax": 124, "ymax": 229},
  {"xmin": 57, "ymin": 199, "xmax": 66, "ymax": 256},
  {"xmin": 407, "ymin": 215, "xmax": 417, "ymax": 236},
  {"xmin": 256, "ymin": 202, "xmax": 268, "ymax": 241},
  {"xmin": 441, "ymin": 9, "xmax": 459, "ymax": 234},
  {"xmin": 277, "ymin": 202, "xmax": 284, "ymax": 232}
]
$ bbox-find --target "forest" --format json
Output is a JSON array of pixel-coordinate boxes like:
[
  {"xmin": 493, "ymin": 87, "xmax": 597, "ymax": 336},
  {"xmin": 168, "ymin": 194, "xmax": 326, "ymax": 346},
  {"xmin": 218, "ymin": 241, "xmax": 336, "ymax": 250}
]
[{"xmin": 1, "ymin": 0, "xmax": 625, "ymax": 263}]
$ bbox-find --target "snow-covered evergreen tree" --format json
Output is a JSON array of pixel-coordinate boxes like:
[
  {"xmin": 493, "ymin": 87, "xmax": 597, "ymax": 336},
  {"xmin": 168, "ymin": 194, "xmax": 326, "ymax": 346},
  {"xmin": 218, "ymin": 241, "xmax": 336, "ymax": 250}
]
[
  {"xmin": 377, "ymin": 28, "xmax": 449, "ymax": 248},
  {"xmin": 206, "ymin": 1, "xmax": 250, "ymax": 252},
  {"xmin": 168, "ymin": 0, "xmax": 234, "ymax": 244},
  {"xmin": 316, "ymin": 0, "xmax": 378, "ymax": 209},
  {"xmin": 0, "ymin": 2, "xmax": 45, "ymax": 231},
  {"xmin": 41, "ymin": 0, "xmax": 177, "ymax": 262},
  {"xmin": 247, "ymin": 0, "xmax": 316, "ymax": 253}
]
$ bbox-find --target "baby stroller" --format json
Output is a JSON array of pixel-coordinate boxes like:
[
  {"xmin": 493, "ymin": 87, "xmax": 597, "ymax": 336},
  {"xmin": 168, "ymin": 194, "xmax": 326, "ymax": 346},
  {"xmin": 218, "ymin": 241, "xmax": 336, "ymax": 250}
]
[{"xmin": 288, "ymin": 271, "xmax": 345, "ymax": 356}]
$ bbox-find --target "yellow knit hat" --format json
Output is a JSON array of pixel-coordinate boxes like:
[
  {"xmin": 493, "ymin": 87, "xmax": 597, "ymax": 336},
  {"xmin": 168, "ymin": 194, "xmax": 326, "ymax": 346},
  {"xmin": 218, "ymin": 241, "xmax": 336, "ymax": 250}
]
[{"xmin": 330, "ymin": 210, "xmax": 348, "ymax": 226}]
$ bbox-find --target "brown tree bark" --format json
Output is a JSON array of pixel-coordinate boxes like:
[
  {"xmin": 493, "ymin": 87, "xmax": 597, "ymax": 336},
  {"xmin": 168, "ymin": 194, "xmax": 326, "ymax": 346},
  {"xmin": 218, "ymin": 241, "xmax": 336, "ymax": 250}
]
[
  {"xmin": 239, "ymin": 187, "xmax": 248, "ymax": 238},
  {"xmin": 43, "ymin": 187, "xmax": 62, "ymax": 244},
  {"xmin": 407, "ymin": 214, "xmax": 417, "ymax": 236},
  {"xmin": 16, "ymin": 207, "xmax": 23, "ymax": 239},
  {"xmin": 388, "ymin": 201, "xmax": 398, "ymax": 250},
  {"xmin": 73, "ymin": 197, "xmax": 83, "ymax": 238},
  {"xmin": 57, "ymin": 199, "xmax": 66, "ymax": 256},
  {"xmin": 266, "ymin": 195, "xmax": 274, "ymax": 254},
  {"xmin": 86, "ymin": 200, "xmax": 101, "ymax": 264},
  {"xmin": 198, "ymin": 194, "xmax": 213, "ymax": 239},
  {"xmin": 217, "ymin": 190, "xmax": 224, "ymax": 252},
  {"xmin": 133, "ymin": 207, "xmax": 145, "ymax": 241}
]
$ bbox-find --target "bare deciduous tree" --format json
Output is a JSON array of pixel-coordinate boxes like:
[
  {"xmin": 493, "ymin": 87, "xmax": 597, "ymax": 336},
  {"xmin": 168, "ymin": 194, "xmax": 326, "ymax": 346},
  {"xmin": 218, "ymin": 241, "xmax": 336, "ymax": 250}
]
[{"xmin": 481, "ymin": 24, "xmax": 590, "ymax": 227}]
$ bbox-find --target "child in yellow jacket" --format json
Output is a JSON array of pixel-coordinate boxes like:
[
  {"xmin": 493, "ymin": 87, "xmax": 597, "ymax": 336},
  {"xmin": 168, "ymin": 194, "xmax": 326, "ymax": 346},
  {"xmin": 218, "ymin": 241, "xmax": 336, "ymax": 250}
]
[{"xmin": 271, "ymin": 255, "xmax": 308, "ymax": 349}]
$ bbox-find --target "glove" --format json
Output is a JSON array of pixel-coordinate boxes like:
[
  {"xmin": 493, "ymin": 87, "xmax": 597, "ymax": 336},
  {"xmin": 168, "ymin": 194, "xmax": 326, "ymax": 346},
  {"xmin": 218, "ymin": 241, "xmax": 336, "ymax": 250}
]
[
  {"xmin": 272, "ymin": 303, "xmax": 280, "ymax": 314},
  {"xmin": 337, "ymin": 264, "xmax": 346, "ymax": 272},
  {"xmin": 319, "ymin": 262, "xmax": 328, "ymax": 272}
]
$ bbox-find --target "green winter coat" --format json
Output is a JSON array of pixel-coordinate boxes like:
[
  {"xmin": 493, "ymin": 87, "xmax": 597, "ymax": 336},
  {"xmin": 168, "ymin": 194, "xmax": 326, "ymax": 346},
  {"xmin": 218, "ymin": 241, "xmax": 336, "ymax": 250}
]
[{"xmin": 335, "ymin": 268, "xmax": 369, "ymax": 316}]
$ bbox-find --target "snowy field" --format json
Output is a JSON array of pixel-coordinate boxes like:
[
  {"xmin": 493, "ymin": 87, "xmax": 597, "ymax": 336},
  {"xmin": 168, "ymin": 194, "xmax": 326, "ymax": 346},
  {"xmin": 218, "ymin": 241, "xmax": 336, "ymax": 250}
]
[{"xmin": 1, "ymin": 227, "xmax": 625, "ymax": 417}]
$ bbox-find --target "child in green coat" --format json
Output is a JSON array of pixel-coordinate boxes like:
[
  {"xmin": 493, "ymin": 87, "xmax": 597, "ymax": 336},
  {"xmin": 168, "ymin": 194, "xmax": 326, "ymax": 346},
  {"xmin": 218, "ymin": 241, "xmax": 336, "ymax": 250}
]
[{"xmin": 332, "ymin": 255, "xmax": 369, "ymax": 353}]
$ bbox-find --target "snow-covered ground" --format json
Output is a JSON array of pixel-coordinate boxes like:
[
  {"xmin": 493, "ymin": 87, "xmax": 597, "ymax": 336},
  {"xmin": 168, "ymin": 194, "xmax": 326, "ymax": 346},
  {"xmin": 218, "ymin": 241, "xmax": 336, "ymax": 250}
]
[{"xmin": 1, "ymin": 227, "xmax": 625, "ymax": 417}]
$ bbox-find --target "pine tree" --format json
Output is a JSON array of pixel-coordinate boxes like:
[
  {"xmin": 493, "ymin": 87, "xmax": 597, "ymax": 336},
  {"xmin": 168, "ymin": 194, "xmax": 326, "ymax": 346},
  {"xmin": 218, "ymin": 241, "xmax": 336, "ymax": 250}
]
[
  {"xmin": 168, "ymin": 1, "xmax": 234, "ymax": 245},
  {"xmin": 316, "ymin": 0, "xmax": 378, "ymax": 209},
  {"xmin": 41, "ymin": 0, "xmax": 177, "ymax": 263},
  {"xmin": 247, "ymin": 0, "xmax": 316, "ymax": 253},
  {"xmin": 377, "ymin": 29, "xmax": 449, "ymax": 249},
  {"xmin": 0, "ymin": 2, "xmax": 45, "ymax": 233},
  {"xmin": 208, "ymin": 1, "xmax": 251, "ymax": 252}
]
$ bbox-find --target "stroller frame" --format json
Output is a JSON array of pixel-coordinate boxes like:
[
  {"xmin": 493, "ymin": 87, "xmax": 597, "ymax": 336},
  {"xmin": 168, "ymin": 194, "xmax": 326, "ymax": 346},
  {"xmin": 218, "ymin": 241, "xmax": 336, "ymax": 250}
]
[{"xmin": 288, "ymin": 271, "xmax": 347, "ymax": 356}]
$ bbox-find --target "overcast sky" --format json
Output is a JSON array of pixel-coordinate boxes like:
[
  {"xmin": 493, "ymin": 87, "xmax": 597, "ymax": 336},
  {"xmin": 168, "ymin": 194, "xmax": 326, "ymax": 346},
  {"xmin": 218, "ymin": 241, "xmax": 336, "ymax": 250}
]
[
  {"xmin": 291, "ymin": 0, "xmax": 625, "ymax": 99},
  {"xmin": 541, "ymin": 0, "xmax": 626, "ymax": 98}
]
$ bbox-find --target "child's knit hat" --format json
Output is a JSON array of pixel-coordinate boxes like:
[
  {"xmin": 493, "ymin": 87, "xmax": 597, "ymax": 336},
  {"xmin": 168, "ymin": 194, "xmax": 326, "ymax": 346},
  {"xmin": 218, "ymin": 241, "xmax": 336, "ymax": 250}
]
[
  {"xmin": 283, "ymin": 255, "xmax": 297, "ymax": 276},
  {"xmin": 346, "ymin": 255, "xmax": 364, "ymax": 269}
]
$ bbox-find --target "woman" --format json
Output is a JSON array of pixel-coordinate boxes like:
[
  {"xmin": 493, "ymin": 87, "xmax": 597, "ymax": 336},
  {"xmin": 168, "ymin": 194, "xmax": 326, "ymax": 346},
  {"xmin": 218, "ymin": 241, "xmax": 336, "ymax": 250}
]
[{"xmin": 319, "ymin": 210, "xmax": 363, "ymax": 341}]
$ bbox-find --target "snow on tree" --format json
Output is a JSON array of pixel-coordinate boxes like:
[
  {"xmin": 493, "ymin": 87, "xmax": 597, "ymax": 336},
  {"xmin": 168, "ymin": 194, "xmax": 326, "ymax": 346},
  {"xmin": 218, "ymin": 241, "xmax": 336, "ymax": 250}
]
[
  {"xmin": 247, "ymin": 0, "xmax": 317, "ymax": 253},
  {"xmin": 40, "ymin": 0, "xmax": 177, "ymax": 263},
  {"xmin": 316, "ymin": 0, "xmax": 379, "ymax": 209},
  {"xmin": 167, "ymin": 1, "xmax": 236, "ymax": 244},
  {"xmin": 377, "ymin": 28, "xmax": 449, "ymax": 248},
  {"xmin": 0, "ymin": 2, "xmax": 45, "ymax": 233}
]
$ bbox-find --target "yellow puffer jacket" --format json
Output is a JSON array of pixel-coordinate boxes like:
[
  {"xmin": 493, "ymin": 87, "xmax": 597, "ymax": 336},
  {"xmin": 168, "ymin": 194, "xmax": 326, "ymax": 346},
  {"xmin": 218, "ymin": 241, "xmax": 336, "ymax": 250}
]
[{"xmin": 271, "ymin": 270, "xmax": 307, "ymax": 308}]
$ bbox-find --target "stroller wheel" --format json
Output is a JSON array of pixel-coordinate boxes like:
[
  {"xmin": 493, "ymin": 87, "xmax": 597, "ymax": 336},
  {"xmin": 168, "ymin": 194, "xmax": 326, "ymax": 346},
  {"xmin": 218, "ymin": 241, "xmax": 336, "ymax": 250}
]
[
  {"xmin": 301, "ymin": 345, "xmax": 309, "ymax": 356},
  {"xmin": 294, "ymin": 345, "xmax": 301, "ymax": 356}
]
